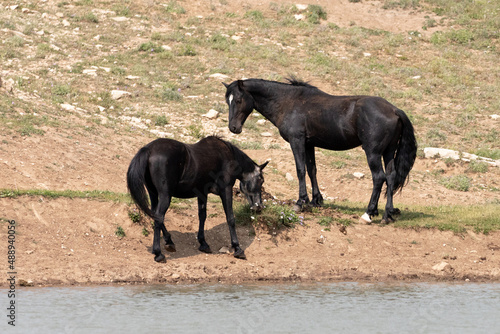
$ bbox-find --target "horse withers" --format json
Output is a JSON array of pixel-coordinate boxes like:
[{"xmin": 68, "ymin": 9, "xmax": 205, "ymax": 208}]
[
  {"xmin": 127, "ymin": 136, "xmax": 268, "ymax": 262},
  {"xmin": 223, "ymin": 78, "xmax": 417, "ymax": 224}
]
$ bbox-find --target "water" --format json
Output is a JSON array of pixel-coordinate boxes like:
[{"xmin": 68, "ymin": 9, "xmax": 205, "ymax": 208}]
[{"xmin": 2, "ymin": 282, "xmax": 499, "ymax": 333}]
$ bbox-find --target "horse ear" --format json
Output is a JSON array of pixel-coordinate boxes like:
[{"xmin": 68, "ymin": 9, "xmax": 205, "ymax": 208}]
[
  {"xmin": 259, "ymin": 161, "xmax": 269, "ymax": 170},
  {"xmin": 222, "ymin": 82, "xmax": 229, "ymax": 88}
]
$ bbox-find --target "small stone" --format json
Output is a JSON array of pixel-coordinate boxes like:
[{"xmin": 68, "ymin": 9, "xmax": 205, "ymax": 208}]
[
  {"xmin": 83, "ymin": 69, "xmax": 97, "ymax": 76},
  {"xmin": 171, "ymin": 273, "xmax": 180, "ymax": 279},
  {"xmin": 126, "ymin": 75, "xmax": 140, "ymax": 80},
  {"xmin": 202, "ymin": 109, "xmax": 219, "ymax": 119},
  {"xmin": 60, "ymin": 104, "xmax": 76, "ymax": 112},
  {"xmin": 317, "ymin": 235, "xmax": 325, "ymax": 244},
  {"xmin": 296, "ymin": 4, "xmax": 308, "ymax": 11},
  {"xmin": 162, "ymin": 45, "xmax": 172, "ymax": 51},
  {"xmin": 256, "ymin": 119, "xmax": 266, "ymax": 125},
  {"xmin": 490, "ymin": 114, "xmax": 500, "ymax": 120},
  {"xmin": 432, "ymin": 261, "xmax": 452, "ymax": 272},
  {"xmin": 219, "ymin": 246, "xmax": 231, "ymax": 254},
  {"xmin": 209, "ymin": 73, "xmax": 230, "ymax": 80},
  {"xmin": 353, "ymin": 172, "xmax": 364, "ymax": 179},
  {"xmin": 111, "ymin": 90, "xmax": 131, "ymax": 100},
  {"xmin": 112, "ymin": 17, "xmax": 129, "ymax": 22},
  {"xmin": 363, "ymin": 52, "xmax": 371, "ymax": 57},
  {"xmin": 62, "ymin": 19, "xmax": 70, "ymax": 27},
  {"xmin": 412, "ymin": 75, "xmax": 421, "ymax": 80},
  {"xmin": 285, "ymin": 173, "xmax": 294, "ymax": 182},
  {"xmin": 294, "ymin": 14, "xmax": 305, "ymax": 21},
  {"xmin": 261, "ymin": 132, "xmax": 272, "ymax": 137}
]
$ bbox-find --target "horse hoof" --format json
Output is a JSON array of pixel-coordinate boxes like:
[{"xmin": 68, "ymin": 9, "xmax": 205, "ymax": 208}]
[
  {"xmin": 360, "ymin": 212, "xmax": 372, "ymax": 224},
  {"xmin": 154, "ymin": 254, "xmax": 166, "ymax": 263},
  {"xmin": 234, "ymin": 249, "xmax": 246, "ymax": 260},
  {"xmin": 391, "ymin": 208, "xmax": 401, "ymax": 216},
  {"xmin": 165, "ymin": 244, "xmax": 176, "ymax": 252},
  {"xmin": 381, "ymin": 217, "xmax": 394, "ymax": 225},
  {"xmin": 199, "ymin": 245, "xmax": 212, "ymax": 254}
]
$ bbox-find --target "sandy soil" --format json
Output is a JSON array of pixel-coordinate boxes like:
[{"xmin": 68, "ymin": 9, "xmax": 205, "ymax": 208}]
[{"xmin": 0, "ymin": 0, "xmax": 499, "ymax": 287}]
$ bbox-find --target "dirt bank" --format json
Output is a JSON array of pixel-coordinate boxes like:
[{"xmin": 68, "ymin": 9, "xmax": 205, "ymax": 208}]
[{"xmin": 1, "ymin": 194, "xmax": 499, "ymax": 287}]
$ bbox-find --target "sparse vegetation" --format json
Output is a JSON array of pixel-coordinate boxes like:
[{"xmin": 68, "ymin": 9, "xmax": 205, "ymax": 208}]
[{"xmin": 115, "ymin": 226, "xmax": 126, "ymax": 238}]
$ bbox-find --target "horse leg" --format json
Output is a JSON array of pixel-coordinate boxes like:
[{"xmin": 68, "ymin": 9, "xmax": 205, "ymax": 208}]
[
  {"xmin": 305, "ymin": 144, "xmax": 323, "ymax": 206},
  {"xmin": 361, "ymin": 152, "xmax": 386, "ymax": 224},
  {"xmin": 290, "ymin": 138, "xmax": 310, "ymax": 211},
  {"xmin": 197, "ymin": 196, "xmax": 212, "ymax": 254},
  {"xmin": 220, "ymin": 187, "xmax": 246, "ymax": 259},
  {"xmin": 147, "ymin": 183, "xmax": 175, "ymax": 252},
  {"xmin": 151, "ymin": 190, "xmax": 175, "ymax": 262},
  {"xmin": 382, "ymin": 152, "xmax": 400, "ymax": 224}
]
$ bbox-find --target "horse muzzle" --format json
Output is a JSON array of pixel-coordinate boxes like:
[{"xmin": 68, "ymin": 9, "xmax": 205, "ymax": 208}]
[
  {"xmin": 250, "ymin": 203, "xmax": 263, "ymax": 213},
  {"xmin": 229, "ymin": 124, "xmax": 242, "ymax": 134}
]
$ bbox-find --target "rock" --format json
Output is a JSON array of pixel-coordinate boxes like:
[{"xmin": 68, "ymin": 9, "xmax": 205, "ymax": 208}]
[
  {"xmin": 261, "ymin": 132, "xmax": 272, "ymax": 137},
  {"xmin": 111, "ymin": 90, "xmax": 131, "ymax": 100},
  {"xmin": 171, "ymin": 273, "xmax": 180, "ymax": 279},
  {"xmin": 363, "ymin": 52, "xmax": 371, "ymax": 57},
  {"xmin": 285, "ymin": 173, "xmax": 294, "ymax": 182},
  {"xmin": 256, "ymin": 119, "xmax": 266, "ymax": 125},
  {"xmin": 202, "ymin": 109, "xmax": 219, "ymax": 119},
  {"xmin": 339, "ymin": 225, "xmax": 347, "ymax": 235},
  {"xmin": 296, "ymin": 4, "xmax": 308, "ymax": 11},
  {"xmin": 83, "ymin": 69, "xmax": 97, "ymax": 76},
  {"xmin": 3, "ymin": 78, "xmax": 15, "ymax": 92},
  {"xmin": 490, "ymin": 114, "xmax": 500, "ymax": 120},
  {"xmin": 60, "ymin": 104, "xmax": 76, "ymax": 112},
  {"xmin": 353, "ymin": 172, "xmax": 364, "ymax": 179},
  {"xmin": 432, "ymin": 261, "xmax": 452, "ymax": 272},
  {"xmin": 62, "ymin": 19, "xmax": 70, "ymax": 27},
  {"xmin": 294, "ymin": 14, "xmax": 305, "ymax": 21},
  {"xmin": 112, "ymin": 17, "xmax": 129, "ymax": 22},
  {"xmin": 162, "ymin": 45, "xmax": 172, "ymax": 51},
  {"xmin": 424, "ymin": 147, "xmax": 500, "ymax": 167},
  {"xmin": 412, "ymin": 75, "xmax": 421, "ymax": 80},
  {"xmin": 126, "ymin": 75, "xmax": 140, "ymax": 80},
  {"xmin": 317, "ymin": 235, "xmax": 325, "ymax": 244},
  {"xmin": 209, "ymin": 73, "xmax": 230, "ymax": 80},
  {"xmin": 218, "ymin": 246, "xmax": 231, "ymax": 254}
]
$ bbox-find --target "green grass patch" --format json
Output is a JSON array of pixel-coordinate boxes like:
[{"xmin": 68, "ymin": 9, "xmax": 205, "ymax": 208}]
[
  {"xmin": 0, "ymin": 188, "xmax": 131, "ymax": 203},
  {"xmin": 439, "ymin": 175, "xmax": 471, "ymax": 192},
  {"xmin": 328, "ymin": 200, "xmax": 500, "ymax": 234},
  {"xmin": 235, "ymin": 201, "xmax": 304, "ymax": 229}
]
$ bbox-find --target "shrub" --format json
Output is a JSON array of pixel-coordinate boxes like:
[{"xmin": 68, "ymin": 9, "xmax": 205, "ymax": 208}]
[
  {"xmin": 440, "ymin": 175, "xmax": 471, "ymax": 192},
  {"xmin": 115, "ymin": 226, "xmax": 126, "ymax": 238}
]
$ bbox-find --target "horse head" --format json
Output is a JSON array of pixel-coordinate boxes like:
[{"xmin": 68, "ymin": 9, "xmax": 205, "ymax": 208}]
[
  {"xmin": 223, "ymin": 80, "xmax": 254, "ymax": 134},
  {"xmin": 240, "ymin": 161, "xmax": 268, "ymax": 212}
]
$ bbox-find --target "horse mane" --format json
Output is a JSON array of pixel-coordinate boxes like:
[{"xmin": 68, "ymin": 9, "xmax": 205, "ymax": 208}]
[
  {"xmin": 220, "ymin": 138, "xmax": 256, "ymax": 173},
  {"xmin": 285, "ymin": 76, "xmax": 317, "ymax": 89}
]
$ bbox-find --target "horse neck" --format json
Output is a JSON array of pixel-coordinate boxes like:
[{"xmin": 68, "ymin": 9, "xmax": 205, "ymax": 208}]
[
  {"xmin": 246, "ymin": 80, "xmax": 286, "ymax": 126},
  {"xmin": 230, "ymin": 144, "xmax": 256, "ymax": 177}
]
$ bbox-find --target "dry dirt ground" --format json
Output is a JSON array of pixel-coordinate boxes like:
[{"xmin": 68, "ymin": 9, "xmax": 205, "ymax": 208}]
[{"xmin": 0, "ymin": 0, "xmax": 499, "ymax": 287}]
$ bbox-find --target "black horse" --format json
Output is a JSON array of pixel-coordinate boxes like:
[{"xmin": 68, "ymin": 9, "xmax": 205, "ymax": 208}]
[
  {"xmin": 127, "ymin": 136, "xmax": 268, "ymax": 262},
  {"xmin": 223, "ymin": 78, "xmax": 417, "ymax": 224}
]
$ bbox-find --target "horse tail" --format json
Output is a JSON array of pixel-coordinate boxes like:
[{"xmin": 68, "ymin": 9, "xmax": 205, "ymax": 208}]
[
  {"xmin": 393, "ymin": 109, "xmax": 417, "ymax": 194},
  {"xmin": 126, "ymin": 146, "xmax": 157, "ymax": 219}
]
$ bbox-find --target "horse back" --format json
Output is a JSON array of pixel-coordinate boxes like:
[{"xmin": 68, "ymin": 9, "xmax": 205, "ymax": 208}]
[{"xmin": 293, "ymin": 94, "xmax": 399, "ymax": 150}]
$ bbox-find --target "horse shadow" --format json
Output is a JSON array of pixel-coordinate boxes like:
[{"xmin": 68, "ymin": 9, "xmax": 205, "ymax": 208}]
[{"xmin": 144, "ymin": 220, "xmax": 257, "ymax": 261}]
